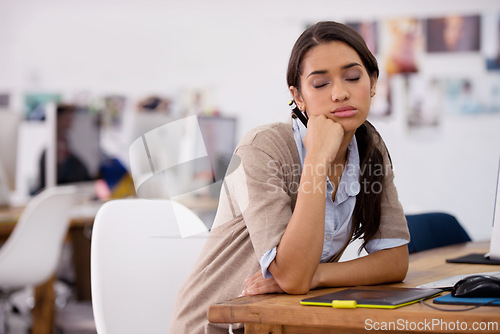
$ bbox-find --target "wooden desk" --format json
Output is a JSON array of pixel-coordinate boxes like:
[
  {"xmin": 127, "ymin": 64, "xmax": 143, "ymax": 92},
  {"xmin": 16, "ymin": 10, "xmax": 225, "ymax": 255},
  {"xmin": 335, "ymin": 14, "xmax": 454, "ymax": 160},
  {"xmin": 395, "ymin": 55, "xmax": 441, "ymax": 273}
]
[
  {"xmin": 0, "ymin": 204, "xmax": 97, "ymax": 334},
  {"xmin": 208, "ymin": 242, "xmax": 500, "ymax": 333}
]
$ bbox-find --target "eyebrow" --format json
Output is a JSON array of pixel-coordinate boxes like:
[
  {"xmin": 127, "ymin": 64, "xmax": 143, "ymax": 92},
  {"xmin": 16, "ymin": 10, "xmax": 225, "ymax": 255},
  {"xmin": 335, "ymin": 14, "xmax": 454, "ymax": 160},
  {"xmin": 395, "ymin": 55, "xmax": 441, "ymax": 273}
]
[{"xmin": 306, "ymin": 62, "xmax": 362, "ymax": 78}]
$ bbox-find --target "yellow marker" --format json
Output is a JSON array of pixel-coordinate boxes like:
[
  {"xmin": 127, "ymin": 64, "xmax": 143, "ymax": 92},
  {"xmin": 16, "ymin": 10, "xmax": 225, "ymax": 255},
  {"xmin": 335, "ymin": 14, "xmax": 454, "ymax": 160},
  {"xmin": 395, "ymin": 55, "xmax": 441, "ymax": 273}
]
[{"xmin": 331, "ymin": 300, "xmax": 357, "ymax": 308}]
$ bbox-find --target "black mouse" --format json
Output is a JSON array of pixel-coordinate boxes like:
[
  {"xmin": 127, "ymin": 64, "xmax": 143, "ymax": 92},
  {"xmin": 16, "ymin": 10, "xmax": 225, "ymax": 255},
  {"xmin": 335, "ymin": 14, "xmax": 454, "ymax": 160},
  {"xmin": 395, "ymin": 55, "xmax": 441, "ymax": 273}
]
[{"xmin": 452, "ymin": 275, "xmax": 500, "ymax": 298}]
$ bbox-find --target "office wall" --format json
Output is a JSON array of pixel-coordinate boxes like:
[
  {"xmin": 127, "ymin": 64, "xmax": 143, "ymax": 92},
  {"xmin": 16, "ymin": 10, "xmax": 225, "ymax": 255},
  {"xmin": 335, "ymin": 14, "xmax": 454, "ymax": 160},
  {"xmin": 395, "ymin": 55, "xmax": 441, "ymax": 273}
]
[{"xmin": 1, "ymin": 0, "xmax": 500, "ymax": 240}]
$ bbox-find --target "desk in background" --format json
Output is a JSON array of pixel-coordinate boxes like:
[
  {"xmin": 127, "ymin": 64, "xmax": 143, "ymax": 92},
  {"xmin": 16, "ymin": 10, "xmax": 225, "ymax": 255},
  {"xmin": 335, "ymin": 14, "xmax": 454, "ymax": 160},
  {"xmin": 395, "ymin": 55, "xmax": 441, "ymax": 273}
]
[
  {"xmin": 208, "ymin": 242, "xmax": 500, "ymax": 334},
  {"xmin": 0, "ymin": 195, "xmax": 218, "ymax": 334},
  {"xmin": 0, "ymin": 202, "xmax": 99, "ymax": 334}
]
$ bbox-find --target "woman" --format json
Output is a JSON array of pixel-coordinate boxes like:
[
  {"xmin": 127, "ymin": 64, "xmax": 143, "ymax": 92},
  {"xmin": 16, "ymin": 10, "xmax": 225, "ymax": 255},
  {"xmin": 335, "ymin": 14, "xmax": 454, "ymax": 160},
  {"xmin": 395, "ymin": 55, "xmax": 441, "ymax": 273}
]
[{"xmin": 169, "ymin": 21, "xmax": 410, "ymax": 334}]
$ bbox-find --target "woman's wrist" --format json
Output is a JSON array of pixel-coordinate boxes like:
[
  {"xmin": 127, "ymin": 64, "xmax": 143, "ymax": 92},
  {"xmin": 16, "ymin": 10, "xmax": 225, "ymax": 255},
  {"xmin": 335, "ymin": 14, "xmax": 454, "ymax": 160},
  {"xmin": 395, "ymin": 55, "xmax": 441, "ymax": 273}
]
[
  {"xmin": 304, "ymin": 153, "xmax": 331, "ymax": 170},
  {"xmin": 310, "ymin": 265, "xmax": 324, "ymax": 289},
  {"xmin": 302, "ymin": 158, "xmax": 330, "ymax": 179}
]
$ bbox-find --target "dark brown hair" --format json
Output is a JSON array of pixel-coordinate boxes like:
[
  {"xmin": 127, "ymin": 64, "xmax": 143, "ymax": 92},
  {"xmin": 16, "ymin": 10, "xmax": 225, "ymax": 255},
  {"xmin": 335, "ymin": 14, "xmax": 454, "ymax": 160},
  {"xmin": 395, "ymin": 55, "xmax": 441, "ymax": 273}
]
[
  {"xmin": 287, "ymin": 21, "xmax": 387, "ymax": 251},
  {"xmin": 287, "ymin": 21, "xmax": 379, "ymax": 90}
]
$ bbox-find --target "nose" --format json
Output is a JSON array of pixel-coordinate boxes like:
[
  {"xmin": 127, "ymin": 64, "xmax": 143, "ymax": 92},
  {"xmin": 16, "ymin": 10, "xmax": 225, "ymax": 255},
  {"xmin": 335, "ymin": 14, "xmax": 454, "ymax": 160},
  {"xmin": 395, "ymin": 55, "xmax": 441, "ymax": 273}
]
[{"xmin": 331, "ymin": 83, "xmax": 349, "ymax": 102}]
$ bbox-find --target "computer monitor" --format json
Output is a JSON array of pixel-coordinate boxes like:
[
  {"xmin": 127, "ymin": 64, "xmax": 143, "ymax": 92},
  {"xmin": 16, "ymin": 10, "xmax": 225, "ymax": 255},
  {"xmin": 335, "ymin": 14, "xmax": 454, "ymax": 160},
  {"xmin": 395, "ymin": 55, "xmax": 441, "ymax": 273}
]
[
  {"xmin": 0, "ymin": 110, "xmax": 20, "ymax": 192},
  {"xmin": 489, "ymin": 158, "xmax": 500, "ymax": 260},
  {"xmin": 0, "ymin": 160, "xmax": 10, "ymax": 207},
  {"xmin": 446, "ymin": 158, "xmax": 500, "ymax": 264},
  {"xmin": 130, "ymin": 111, "xmax": 174, "ymax": 145},
  {"xmin": 197, "ymin": 115, "xmax": 237, "ymax": 182},
  {"xmin": 38, "ymin": 103, "xmax": 102, "ymax": 196},
  {"xmin": 129, "ymin": 115, "xmax": 237, "ymax": 199}
]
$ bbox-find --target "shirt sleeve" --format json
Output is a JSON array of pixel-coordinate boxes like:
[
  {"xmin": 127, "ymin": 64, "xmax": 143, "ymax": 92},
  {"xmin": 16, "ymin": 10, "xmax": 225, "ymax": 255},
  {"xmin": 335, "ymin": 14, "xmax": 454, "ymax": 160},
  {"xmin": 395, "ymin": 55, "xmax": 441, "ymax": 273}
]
[
  {"xmin": 259, "ymin": 247, "xmax": 277, "ymax": 278},
  {"xmin": 373, "ymin": 137, "xmax": 411, "ymax": 242},
  {"xmin": 225, "ymin": 128, "xmax": 298, "ymax": 274},
  {"xmin": 365, "ymin": 238, "xmax": 409, "ymax": 254}
]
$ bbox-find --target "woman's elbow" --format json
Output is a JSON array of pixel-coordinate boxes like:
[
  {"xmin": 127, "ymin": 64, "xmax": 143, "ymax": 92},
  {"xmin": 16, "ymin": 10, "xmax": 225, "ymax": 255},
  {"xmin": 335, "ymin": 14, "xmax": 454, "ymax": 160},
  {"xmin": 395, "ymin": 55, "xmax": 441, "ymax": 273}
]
[
  {"xmin": 275, "ymin": 274, "xmax": 311, "ymax": 295},
  {"xmin": 270, "ymin": 263, "xmax": 314, "ymax": 295},
  {"xmin": 389, "ymin": 246, "xmax": 409, "ymax": 282},
  {"xmin": 392, "ymin": 261, "xmax": 409, "ymax": 282},
  {"xmin": 280, "ymin": 280, "xmax": 310, "ymax": 295}
]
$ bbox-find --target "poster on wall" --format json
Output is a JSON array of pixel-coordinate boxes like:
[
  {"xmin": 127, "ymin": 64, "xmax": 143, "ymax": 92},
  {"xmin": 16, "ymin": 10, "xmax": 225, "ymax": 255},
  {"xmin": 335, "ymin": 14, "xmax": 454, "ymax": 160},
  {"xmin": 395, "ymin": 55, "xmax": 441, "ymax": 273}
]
[
  {"xmin": 368, "ymin": 70, "xmax": 392, "ymax": 118},
  {"xmin": 380, "ymin": 18, "xmax": 424, "ymax": 76},
  {"xmin": 444, "ymin": 75, "xmax": 500, "ymax": 115},
  {"xmin": 102, "ymin": 95, "xmax": 126, "ymax": 129},
  {"xmin": 486, "ymin": 75, "xmax": 500, "ymax": 112},
  {"xmin": 426, "ymin": 15, "xmax": 481, "ymax": 53},
  {"xmin": 445, "ymin": 78, "xmax": 483, "ymax": 115},
  {"xmin": 483, "ymin": 13, "xmax": 500, "ymax": 71},
  {"xmin": 24, "ymin": 93, "xmax": 62, "ymax": 121},
  {"xmin": 0, "ymin": 93, "xmax": 10, "ymax": 108},
  {"xmin": 346, "ymin": 21, "xmax": 378, "ymax": 55},
  {"xmin": 406, "ymin": 74, "xmax": 443, "ymax": 132}
]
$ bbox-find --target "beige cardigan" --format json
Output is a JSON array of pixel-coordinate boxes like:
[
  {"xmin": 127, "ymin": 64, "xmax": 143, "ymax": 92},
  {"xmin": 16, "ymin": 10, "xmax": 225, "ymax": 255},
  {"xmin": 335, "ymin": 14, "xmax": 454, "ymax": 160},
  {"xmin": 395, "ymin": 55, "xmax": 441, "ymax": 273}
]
[{"xmin": 169, "ymin": 122, "xmax": 410, "ymax": 334}]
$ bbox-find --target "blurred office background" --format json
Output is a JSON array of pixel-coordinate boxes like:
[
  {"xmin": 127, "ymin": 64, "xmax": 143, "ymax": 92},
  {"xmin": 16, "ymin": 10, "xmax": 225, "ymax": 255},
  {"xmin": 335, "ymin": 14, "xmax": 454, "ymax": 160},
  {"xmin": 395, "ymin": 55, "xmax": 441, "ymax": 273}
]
[
  {"xmin": 1, "ymin": 0, "xmax": 500, "ymax": 332},
  {"xmin": 1, "ymin": 1, "xmax": 500, "ymax": 248}
]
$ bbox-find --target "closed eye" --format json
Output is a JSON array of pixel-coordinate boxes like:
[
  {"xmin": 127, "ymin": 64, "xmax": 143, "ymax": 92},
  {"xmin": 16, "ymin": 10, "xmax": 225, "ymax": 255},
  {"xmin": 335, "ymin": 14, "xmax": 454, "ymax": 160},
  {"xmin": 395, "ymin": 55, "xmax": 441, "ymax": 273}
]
[
  {"xmin": 346, "ymin": 77, "xmax": 360, "ymax": 82},
  {"xmin": 313, "ymin": 83, "xmax": 329, "ymax": 89}
]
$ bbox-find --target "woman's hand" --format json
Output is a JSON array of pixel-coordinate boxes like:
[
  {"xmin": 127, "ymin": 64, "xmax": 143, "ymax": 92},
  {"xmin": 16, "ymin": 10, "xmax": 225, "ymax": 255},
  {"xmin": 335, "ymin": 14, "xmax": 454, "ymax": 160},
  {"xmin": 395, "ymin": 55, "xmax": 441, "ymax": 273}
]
[
  {"xmin": 241, "ymin": 270, "xmax": 285, "ymax": 296},
  {"xmin": 303, "ymin": 114, "xmax": 344, "ymax": 164}
]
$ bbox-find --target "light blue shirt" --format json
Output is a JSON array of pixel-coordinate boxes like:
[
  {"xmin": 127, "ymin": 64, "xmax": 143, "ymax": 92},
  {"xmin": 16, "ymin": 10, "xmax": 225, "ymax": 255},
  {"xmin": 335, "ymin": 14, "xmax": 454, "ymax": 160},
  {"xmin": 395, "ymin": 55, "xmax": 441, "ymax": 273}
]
[{"xmin": 259, "ymin": 118, "xmax": 407, "ymax": 278}]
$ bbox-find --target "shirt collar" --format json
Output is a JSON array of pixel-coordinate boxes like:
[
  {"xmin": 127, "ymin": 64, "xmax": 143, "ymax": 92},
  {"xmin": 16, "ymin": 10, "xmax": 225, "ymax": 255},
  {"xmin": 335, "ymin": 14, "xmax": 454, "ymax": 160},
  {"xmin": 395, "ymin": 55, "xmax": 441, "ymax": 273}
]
[
  {"xmin": 292, "ymin": 118, "xmax": 307, "ymax": 166},
  {"xmin": 335, "ymin": 135, "xmax": 360, "ymax": 204}
]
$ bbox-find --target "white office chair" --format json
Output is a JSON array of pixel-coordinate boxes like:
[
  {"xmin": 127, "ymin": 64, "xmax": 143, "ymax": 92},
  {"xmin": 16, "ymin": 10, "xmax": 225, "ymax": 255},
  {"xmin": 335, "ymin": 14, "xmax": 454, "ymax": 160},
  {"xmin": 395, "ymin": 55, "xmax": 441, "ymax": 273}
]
[
  {"xmin": 90, "ymin": 198, "xmax": 209, "ymax": 334},
  {"xmin": 0, "ymin": 185, "xmax": 77, "ymax": 332}
]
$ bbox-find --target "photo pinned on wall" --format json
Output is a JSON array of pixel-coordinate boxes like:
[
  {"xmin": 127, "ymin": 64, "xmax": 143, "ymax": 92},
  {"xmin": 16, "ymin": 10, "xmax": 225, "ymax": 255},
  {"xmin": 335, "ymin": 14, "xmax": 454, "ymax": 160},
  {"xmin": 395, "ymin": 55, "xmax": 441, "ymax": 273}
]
[
  {"xmin": 445, "ymin": 78, "xmax": 482, "ymax": 115},
  {"xmin": 0, "ymin": 93, "xmax": 10, "ymax": 109},
  {"xmin": 24, "ymin": 93, "xmax": 62, "ymax": 121},
  {"xmin": 346, "ymin": 21, "xmax": 378, "ymax": 55},
  {"xmin": 180, "ymin": 86, "xmax": 217, "ymax": 117},
  {"xmin": 368, "ymin": 69, "xmax": 392, "ymax": 119},
  {"xmin": 406, "ymin": 74, "xmax": 443, "ymax": 135},
  {"xmin": 487, "ymin": 75, "xmax": 500, "ymax": 113},
  {"xmin": 102, "ymin": 95, "xmax": 126, "ymax": 129},
  {"xmin": 426, "ymin": 15, "xmax": 481, "ymax": 53},
  {"xmin": 380, "ymin": 17, "xmax": 424, "ymax": 76},
  {"xmin": 136, "ymin": 95, "xmax": 172, "ymax": 114},
  {"xmin": 444, "ymin": 76, "xmax": 500, "ymax": 115},
  {"xmin": 483, "ymin": 13, "xmax": 500, "ymax": 71}
]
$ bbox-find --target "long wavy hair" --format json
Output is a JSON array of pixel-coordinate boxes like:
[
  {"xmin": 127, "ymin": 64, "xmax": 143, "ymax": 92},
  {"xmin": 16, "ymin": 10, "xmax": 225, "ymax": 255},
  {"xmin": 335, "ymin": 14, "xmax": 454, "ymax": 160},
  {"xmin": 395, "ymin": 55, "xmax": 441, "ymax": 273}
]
[{"xmin": 286, "ymin": 21, "xmax": 388, "ymax": 251}]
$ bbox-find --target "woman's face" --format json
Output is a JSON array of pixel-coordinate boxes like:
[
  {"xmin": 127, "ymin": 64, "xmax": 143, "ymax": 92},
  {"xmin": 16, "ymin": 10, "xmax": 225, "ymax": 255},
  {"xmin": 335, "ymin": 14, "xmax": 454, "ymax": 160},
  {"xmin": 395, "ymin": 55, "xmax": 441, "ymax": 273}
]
[{"xmin": 291, "ymin": 41, "xmax": 376, "ymax": 135}]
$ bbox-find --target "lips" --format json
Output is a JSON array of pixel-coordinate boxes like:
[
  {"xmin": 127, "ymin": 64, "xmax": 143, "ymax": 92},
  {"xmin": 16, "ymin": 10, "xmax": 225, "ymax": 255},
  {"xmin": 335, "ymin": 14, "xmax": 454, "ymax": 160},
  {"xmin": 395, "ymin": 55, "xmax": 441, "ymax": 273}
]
[{"xmin": 332, "ymin": 106, "xmax": 358, "ymax": 118}]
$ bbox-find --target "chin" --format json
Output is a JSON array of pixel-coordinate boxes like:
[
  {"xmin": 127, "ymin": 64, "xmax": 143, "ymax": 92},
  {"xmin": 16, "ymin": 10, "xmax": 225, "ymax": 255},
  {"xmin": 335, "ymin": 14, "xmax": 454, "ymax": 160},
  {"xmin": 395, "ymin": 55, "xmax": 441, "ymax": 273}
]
[{"xmin": 333, "ymin": 117, "xmax": 366, "ymax": 133}]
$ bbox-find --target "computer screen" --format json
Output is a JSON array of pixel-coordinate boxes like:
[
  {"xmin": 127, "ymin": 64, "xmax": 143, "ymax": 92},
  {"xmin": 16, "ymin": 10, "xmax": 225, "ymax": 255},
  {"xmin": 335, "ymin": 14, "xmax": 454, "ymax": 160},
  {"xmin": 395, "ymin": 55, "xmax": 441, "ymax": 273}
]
[
  {"xmin": 0, "ymin": 110, "xmax": 20, "ymax": 192},
  {"xmin": 0, "ymin": 161, "xmax": 9, "ymax": 207},
  {"xmin": 36, "ymin": 103, "xmax": 102, "ymax": 195},
  {"xmin": 490, "ymin": 158, "xmax": 500, "ymax": 260},
  {"xmin": 130, "ymin": 111, "xmax": 174, "ymax": 145},
  {"xmin": 197, "ymin": 115, "xmax": 237, "ymax": 182},
  {"xmin": 129, "ymin": 115, "xmax": 237, "ymax": 199}
]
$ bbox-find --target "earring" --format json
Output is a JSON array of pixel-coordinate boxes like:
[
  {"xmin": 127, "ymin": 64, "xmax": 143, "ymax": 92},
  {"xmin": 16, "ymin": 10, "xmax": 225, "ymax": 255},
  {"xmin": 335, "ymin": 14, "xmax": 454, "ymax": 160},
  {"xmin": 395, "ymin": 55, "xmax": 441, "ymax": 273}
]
[{"xmin": 370, "ymin": 91, "xmax": 376, "ymax": 97}]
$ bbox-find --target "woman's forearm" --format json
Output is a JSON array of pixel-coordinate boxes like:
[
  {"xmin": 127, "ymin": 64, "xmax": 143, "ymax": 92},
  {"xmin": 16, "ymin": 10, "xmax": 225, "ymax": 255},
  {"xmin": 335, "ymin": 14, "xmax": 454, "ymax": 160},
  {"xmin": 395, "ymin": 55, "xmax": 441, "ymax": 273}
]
[
  {"xmin": 268, "ymin": 116, "xmax": 346, "ymax": 294},
  {"xmin": 268, "ymin": 158, "xmax": 328, "ymax": 294},
  {"xmin": 311, "ymin": 245, "xmax": 409, "ymax": 289}
]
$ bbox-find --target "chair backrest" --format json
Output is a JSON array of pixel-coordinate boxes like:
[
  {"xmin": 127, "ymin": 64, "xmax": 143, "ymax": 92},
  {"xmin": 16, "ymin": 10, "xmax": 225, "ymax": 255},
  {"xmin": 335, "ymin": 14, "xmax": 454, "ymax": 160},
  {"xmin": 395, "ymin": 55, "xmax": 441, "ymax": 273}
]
[
  {"xmin": 406, "ymin": 212, "xmax": 471, "ymax": 254},
  {"xmin": 0, "ymin": 185, "xmax": 77, "ymax": 288},
  {"xmin": 90, "ymin": 199, "xmax": 209, "ymax": 334}
]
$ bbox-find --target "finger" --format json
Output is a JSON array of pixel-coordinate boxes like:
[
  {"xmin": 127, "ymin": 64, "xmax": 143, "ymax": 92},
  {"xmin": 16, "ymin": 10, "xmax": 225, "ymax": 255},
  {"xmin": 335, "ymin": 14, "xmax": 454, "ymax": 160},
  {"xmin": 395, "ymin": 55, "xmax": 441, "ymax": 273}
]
[
  {"xmin": 244, "ymin": 276, "xmax": 265, "ymax": 292},
  {"xmin": 245, "ymin": 276, "xmax": 279, "ymax": 294},
  {"xmin": 242, "ymin": 270, "xmax": 265, "ymax": 293},
  {"xmin": 243, "ymin": 278, "xmax": 268, "ymax": 295},
  {"xmin": 244, "ymin": 270, "xmax": 264, "ymax": 286},
  {"xmin": 246, "ymin": 280, "xmax": 283, "ymax": 296}
]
